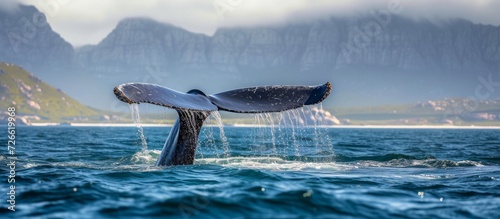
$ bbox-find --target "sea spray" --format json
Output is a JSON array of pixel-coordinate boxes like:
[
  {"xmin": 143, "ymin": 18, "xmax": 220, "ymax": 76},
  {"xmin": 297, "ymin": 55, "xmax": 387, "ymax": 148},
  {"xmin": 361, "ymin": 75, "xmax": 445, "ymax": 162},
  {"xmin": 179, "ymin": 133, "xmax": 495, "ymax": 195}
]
[
  {"xmin": 251, "ymin": 114, "xmax": 267, "ymax": 156},
  {"xmin": 129, "ymin": 104, "xmax": 148, "ymax": 150},
  {"xmin": 290, "ymin": 109, "xmax": 302, "ymax": 156},
  {"xmin": 275, "ymin": 112, "xmax": 286, "ymax": 155},
  {"xmin": 317, "ymin": 104, "xmax": 334, "ymax": 161},
  {"xmin": 264, "ymin": 112, "xmax": 277, "ymax": 154},
  {"xmin": 283, "ymin": 110, "xmax": 298, "ymax": 157},
  {"xmin": 211, "ymin": 111, "xmax": 230, "ymax": 158},
  {"xmin": 201, "ymin": 115, "xmax": 220, "ymax": 159},
  {"xmin": 253, "ymin": 113, "xmax": 276, "ymax": 158},
  {"xmin": 127, "ymin": 102, "xmax": 335, "ymax": 164},
  {"xmin": 308, "ymin": 106, "xmax": 320, "ymax": 153}
]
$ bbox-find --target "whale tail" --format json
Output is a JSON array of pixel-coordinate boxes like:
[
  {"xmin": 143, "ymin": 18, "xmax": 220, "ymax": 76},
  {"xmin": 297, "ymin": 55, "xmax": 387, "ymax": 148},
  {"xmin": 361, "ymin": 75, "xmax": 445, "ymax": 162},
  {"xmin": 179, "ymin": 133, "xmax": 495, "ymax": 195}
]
[
  {"xmin": 113, "ymin": 82, "xmax": 331, "ymax": 166},
  {"xmin": 155, "ymin": 109, "xmax": 210, "ymax": 166}
]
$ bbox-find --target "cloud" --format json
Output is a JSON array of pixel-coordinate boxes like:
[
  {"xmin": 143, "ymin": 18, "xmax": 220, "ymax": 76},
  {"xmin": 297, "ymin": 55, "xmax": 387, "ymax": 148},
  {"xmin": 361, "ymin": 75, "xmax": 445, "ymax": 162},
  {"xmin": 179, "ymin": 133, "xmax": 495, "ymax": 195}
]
[
  {"xmin": 216, "ymin": 0, "xmax": 500, "ymax": 28},
  {"xmin": 14, "ymin": 0, "xmax": 500, "ymax": 47},
  {"xmin": 15, "ymin": 0, "xmax": 220, "ymax": 46}
]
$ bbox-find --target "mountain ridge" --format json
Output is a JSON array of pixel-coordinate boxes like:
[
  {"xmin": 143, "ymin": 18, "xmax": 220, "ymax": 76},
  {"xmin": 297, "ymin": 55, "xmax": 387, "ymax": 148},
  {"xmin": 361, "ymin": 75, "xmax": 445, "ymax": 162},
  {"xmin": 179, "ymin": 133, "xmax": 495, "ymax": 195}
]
[
  {"xmin": 1, "ymin": 5, "xmax": 500, "ymax": 110},
  {"xmin": 71, "ymin": 15, "xmax": 500, "ymax": 108},
  {"xmin": 0, "ymin": 5, "xmax": 74, "ymax": 71},
  {"xmin": 77, "ymin": 15, "xmax": 500, "ymax": 72}
]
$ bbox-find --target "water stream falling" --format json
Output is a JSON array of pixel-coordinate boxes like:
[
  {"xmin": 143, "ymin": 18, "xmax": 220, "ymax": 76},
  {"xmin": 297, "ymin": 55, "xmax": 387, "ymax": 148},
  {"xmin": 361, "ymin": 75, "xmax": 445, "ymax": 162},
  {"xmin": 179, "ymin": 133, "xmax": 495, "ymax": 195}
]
[
  {"xmin": 316, "ymin": 104, "xmax": 334, "ymax": 155},
  {"xmin": 129, "ymin": 104, "xmax": 148, "ymax": 151},
  {"xmin": 244, "ymin": 105, "xmax": 336, "ymax": 162},
  {"xmin": 264, "ymin": 113, "xmax": 277, "ymax": 154},
  {"xmin": 127, "ymin": 102, "xmax": 334, "ymax": 164},
  {"xmin": 289, "ymin": 109, "xmax": 303, "ymax": 156},
  {"xmin": 211, "ymin": 111, "xmax": 230, "ymax": 157}
]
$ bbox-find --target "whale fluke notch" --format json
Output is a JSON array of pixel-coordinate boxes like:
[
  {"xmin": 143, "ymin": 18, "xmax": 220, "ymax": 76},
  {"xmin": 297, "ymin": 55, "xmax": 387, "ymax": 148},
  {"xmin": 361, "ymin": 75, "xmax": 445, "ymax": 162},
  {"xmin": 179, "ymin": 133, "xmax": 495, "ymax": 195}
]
[{"xmin": 113, "ymin": 82, "xmax": 332, "ymax": 166}]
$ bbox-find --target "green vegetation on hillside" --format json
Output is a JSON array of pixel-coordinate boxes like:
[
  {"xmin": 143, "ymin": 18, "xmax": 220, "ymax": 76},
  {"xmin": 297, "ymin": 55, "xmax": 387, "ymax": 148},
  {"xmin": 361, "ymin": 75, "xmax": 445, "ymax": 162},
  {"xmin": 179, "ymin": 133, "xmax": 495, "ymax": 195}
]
[{"xmin": 0, "ymin": 62, "xmax": 101, "ymax": 122}]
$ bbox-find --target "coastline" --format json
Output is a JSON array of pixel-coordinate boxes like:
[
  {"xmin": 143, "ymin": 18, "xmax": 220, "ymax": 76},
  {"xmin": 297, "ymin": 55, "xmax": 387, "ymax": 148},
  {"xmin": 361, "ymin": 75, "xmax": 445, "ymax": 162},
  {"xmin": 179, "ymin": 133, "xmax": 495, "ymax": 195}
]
[{"xmin": 22, "ymin": 123, "xmax": 500, "ymax": 129}]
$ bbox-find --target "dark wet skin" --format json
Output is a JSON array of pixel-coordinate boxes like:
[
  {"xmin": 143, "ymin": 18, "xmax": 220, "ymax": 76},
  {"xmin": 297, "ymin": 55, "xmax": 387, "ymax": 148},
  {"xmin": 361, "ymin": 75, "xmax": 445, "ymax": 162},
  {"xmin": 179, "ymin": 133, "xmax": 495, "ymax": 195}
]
[{"xmin": 114, "ymin": 82, "xmax": 331, "ymax": 166}]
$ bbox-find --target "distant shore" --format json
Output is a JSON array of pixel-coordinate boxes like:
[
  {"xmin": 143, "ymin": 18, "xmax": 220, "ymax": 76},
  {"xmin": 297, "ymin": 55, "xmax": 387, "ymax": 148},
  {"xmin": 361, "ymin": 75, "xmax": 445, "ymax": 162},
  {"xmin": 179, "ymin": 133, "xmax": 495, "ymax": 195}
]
[{"xmin": 21, "ymin": 123, "xmax": 500, "ymax": 129}]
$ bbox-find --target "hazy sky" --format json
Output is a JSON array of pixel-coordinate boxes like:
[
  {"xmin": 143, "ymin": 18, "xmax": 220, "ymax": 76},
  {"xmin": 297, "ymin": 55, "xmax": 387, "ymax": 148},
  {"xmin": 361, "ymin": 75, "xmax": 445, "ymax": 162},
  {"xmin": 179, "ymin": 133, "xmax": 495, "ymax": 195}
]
[{"xmin": 5, "ymin": 0, "xmax": 500, "ymax": 47}]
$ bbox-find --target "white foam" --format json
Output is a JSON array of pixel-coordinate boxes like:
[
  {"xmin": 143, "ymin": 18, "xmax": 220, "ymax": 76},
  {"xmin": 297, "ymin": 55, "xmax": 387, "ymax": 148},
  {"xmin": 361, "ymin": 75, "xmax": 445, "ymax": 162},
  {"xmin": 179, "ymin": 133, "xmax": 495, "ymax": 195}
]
[
  {"xmin": 412, "ymin": 174, "xmax": 455, "ymax": 180},
  {"xmin": 128, "ymin": 149, "xmax": 161, "ymax": 164},
  {"xmin": 23, "ymin": 161, "xmax": 90, "ymax": 169},
  {"xmin": 351, "ymin": 159, "xmax": 484, "ymax": 168},
  {"xmin": 195, "ymin": 157, "xmax": 355, "ymax": 171}
]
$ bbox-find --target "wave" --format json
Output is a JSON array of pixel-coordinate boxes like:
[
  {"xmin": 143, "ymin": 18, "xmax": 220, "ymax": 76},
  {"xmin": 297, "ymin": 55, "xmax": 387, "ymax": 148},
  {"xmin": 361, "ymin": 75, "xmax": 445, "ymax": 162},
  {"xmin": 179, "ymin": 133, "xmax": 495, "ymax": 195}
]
[
  {"xmin": 195, "ymin": 157, "xmax": 355, "ymax": 171},
  {"xmin": 349, "ymin": 158, "xmax": 483, "ymax": 168},
  {"xmin": 115, "ymin": 149, "xmax": 161, "ymax": 165},
  {"xmin": 19, "ymin": 151, "xmax": 484, "ymax": 172},
  {"xmin": 195, "ymin": 156, "xmax": 484, "ymax": 170},
  {"xmin": 20, "ymin": 149, "xmax": 163, "ymax": 171}
]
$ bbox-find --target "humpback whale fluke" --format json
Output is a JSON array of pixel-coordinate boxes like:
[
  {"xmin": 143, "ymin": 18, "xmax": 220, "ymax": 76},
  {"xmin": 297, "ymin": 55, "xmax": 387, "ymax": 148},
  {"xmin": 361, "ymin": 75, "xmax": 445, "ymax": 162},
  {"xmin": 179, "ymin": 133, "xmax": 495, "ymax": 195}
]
[{"xmin": 113, "ymin": 82, "xmax": 332, "ymax": 166}]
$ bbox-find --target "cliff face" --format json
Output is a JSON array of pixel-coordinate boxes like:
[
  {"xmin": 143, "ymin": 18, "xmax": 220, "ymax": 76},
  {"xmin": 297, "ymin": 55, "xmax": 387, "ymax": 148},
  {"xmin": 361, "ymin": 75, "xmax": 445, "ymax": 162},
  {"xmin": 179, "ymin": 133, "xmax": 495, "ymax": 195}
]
[
  {"xmin": 75, "ymin": 18, "xmax": 210, "ymax": 74},
  {"xmin": 1, "ymin": 5, "xmax": 499, "ymax": 79},
  {"xmin": 0, "ymin": 5, "xmax": 74, "ymax": 72},
  {"xmin": 75, "ymin": 16, "xmax": 500, "ymax": 75},
  {"xmin": 1, "ymin": 5, "xmax": 500, "ymax": 110}
]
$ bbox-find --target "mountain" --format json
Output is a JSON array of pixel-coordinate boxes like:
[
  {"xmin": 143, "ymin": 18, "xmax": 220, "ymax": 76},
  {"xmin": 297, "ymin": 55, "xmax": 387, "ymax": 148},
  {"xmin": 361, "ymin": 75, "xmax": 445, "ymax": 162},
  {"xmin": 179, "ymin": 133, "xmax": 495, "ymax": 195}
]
[
  {"xmin": 0, "ymin": 5, "xmax": 74, "ymax": 75},
  {"xmin": 75, "ymin": 18, "xmax": 209, "ymax": 75},
  {"xmin": 1, "ymin": 5, "xmax": 500, "ymax": 111},
  {"xmin": 0, "ymin": 62, "xmax": 100, "ymax": 123},
  {"xmin": 73, "ymin": 17, "xmax": 500, "ymax": 108},
  {"xmin": 76, "ymin": 17, "xmax": 500, "ymax": 74}
]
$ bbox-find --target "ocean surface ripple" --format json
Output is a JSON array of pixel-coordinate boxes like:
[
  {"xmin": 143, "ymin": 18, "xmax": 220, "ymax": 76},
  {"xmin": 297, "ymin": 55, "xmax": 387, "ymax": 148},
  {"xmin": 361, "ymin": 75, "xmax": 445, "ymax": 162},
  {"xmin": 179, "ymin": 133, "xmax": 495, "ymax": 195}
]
[{"xmin": 1, "ymin": 127, "xmax": 499, "ymax": 219}]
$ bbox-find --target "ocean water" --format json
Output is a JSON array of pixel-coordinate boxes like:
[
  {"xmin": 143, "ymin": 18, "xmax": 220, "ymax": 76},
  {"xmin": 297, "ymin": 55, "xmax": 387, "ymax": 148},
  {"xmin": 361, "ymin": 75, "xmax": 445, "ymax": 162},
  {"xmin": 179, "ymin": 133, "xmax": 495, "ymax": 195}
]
[{"xmin": 1, "ymin": 126, "xmax": 499, "ymax": 219}]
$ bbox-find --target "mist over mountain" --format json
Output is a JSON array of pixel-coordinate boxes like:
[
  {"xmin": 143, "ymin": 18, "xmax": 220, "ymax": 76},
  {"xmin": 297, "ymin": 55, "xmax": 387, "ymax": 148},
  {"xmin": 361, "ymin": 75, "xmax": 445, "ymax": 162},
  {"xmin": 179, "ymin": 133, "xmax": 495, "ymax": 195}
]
[
  {"xmin": 0, "ymin": 5, "xmax": 73, "ymax": 73},
  {"xmin": 81, "ymin": 16, "xmax": 500, "ymax": 73},
  {"xmin": 1, "ymin": 5, "xmax": 500, "ymax": 111}
]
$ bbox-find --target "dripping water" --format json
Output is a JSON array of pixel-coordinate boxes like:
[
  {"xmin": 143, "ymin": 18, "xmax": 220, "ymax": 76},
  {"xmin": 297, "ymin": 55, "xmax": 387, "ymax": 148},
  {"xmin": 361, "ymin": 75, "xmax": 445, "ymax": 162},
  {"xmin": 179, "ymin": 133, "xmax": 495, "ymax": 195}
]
[
  {"xmin": 201, "ymin": 115, "xmax": 220, "ymax": 159},
  {"xmin": 129, "ymin": 104, "xmax": 148, "ymax": 150},
  {"xmin": 275, "ymin": 112, "xmax": 285, "ymax": 155},
  {"xmin": 264, "ymin": 113, "xmax": 277, "ymax": 154},
  {"xmin": 211, "ymin": 111, "xmax": 230, "ymax": 158},
  {"xmin": 317, "ymin": 103, "xmax": 334, "ymax": 160},
  {"xmin": 126, "ymin": 102, "xmax": 334, "ymax": 164},
  {"xmin": 284, "ymin": 110, "xmax": 297, "ymax": 157},
  {"xmin": 246, "ymin": 105, "xmax": 335, "ymax": 162},
  {"xmin": 306, "ymin": 106, "xmax": 321, "ymax": 154},
  {"xmin": 290, "ymin": 109, "xmax": 302, "ymax": 156}
]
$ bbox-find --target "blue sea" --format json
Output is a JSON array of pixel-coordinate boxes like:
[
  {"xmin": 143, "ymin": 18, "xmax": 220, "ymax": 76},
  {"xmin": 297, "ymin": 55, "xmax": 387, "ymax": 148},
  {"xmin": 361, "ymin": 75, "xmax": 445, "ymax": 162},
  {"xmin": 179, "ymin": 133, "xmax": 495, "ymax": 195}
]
[{"xmin": 1, "ymin": 126, "xmax": 499, "ymax": 219}]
